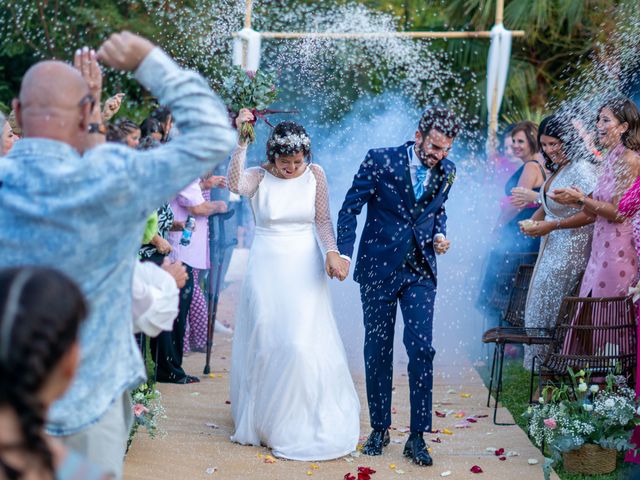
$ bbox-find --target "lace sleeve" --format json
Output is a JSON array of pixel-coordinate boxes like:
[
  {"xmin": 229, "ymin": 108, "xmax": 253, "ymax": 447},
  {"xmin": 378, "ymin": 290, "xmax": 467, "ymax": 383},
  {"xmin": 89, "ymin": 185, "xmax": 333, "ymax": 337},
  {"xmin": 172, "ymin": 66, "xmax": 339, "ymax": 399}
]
[
  {"xmin": 310, "ymin": 164, "xmax": 339, "ymax": 254},
  {"xmin": 227, "ymin": 144, "xmax": 264, "ymax": 197}
]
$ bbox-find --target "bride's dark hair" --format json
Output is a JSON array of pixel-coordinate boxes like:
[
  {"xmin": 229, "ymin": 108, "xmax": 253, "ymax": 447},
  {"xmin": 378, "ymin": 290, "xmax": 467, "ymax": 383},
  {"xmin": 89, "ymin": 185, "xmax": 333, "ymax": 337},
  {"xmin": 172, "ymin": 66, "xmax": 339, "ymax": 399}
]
[
  {"xmin": 0, "ymin": 267, "xmax": 87, "ymax": 480},
  {"xmin": 266, "ymin": 121, "xmax": 312, "ymax": 163}
]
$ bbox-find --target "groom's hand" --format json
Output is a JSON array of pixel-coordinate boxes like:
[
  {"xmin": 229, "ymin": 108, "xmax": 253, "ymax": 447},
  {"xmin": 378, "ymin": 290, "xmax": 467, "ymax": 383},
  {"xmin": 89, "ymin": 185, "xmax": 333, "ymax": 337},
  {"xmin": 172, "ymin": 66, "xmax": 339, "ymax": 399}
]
[
  {"xmin": 326, "ymin": 252, "xmax": 349, "ymax": 281},
  {"xmin": 434, "ymin": 237, "xmax": 451, "ymax": 255}
]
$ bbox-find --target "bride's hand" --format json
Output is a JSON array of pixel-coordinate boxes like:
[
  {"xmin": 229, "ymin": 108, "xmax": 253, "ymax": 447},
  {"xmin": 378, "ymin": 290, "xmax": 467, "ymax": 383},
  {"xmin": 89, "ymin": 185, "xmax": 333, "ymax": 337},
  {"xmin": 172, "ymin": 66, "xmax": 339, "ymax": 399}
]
[
  {"xmin": 235, "ymin": 108, "xmax": 254, "ymax": 130},
  {"xmin": 326, "ymin": 252, "xmax": 349, "ymax": 281}
]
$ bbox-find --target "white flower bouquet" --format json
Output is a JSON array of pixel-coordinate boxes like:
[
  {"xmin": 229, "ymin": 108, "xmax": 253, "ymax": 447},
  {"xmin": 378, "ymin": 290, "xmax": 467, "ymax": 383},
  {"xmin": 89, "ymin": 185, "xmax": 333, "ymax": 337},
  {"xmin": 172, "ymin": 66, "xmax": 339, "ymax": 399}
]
[{"xmin": 524, "ymin": 368, "xmax": 639, "ymax": 458}]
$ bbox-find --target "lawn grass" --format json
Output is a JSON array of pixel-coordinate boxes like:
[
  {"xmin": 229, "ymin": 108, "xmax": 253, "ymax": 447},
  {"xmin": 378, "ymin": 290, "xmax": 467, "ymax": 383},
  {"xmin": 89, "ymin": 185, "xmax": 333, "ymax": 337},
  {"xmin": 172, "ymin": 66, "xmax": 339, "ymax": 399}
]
[{"xmin": 478, "ymin": 354, "xmax": 638, "ymax": 480}]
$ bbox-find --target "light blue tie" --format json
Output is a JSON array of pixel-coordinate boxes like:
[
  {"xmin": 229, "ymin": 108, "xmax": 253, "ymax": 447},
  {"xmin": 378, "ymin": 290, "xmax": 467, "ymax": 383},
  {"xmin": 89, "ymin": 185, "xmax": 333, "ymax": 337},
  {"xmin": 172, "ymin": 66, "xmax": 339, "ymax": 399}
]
[{"xmin": 414, "ymin": 166, "xmax": 427, "ymax": 199}]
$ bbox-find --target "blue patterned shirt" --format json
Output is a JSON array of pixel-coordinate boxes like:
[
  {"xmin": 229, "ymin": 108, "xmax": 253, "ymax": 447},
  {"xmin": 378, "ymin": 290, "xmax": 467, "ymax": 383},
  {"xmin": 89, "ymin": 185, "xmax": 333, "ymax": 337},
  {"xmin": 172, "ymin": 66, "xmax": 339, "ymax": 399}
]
[{"xmin": 0, "ymin": 48, "xmax": 236, "ymax": 435}]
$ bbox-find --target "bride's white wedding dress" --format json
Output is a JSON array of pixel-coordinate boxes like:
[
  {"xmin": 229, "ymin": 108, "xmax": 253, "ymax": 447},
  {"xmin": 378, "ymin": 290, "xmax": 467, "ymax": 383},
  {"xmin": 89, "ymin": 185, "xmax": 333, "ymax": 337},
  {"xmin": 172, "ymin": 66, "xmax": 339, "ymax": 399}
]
[{"xmin": 227, "ymin": 145, "xmax": 360, "ymax": 461}]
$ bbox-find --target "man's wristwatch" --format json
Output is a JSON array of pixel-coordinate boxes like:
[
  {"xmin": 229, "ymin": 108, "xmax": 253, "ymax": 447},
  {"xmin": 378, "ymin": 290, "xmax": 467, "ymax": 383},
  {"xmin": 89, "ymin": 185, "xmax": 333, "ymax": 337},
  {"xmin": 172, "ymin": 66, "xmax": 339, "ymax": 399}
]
[
  {"xmin": 576, "ymin": 196, "xmax": 585, "ymax": 206},
  {"xmin": 88, "ymin": 122, "xmax": 107, "ymax": 135}
]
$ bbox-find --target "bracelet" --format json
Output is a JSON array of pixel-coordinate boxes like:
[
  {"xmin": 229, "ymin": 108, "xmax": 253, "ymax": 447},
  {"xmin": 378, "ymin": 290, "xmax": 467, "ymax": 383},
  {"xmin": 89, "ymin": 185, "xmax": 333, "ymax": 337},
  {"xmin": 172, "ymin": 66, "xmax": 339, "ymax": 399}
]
[{"xmin": 555, "ymin": 220, "xmax": 561, "ymax": 230}]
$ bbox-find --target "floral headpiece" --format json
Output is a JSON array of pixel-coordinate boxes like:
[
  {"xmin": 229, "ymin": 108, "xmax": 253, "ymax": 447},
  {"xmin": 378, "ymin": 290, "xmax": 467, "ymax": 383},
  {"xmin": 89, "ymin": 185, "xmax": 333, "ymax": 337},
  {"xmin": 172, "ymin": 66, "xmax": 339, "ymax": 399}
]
[{"xmin": 268, "ymin": 133, "xmax": 311, "ymax": 150}]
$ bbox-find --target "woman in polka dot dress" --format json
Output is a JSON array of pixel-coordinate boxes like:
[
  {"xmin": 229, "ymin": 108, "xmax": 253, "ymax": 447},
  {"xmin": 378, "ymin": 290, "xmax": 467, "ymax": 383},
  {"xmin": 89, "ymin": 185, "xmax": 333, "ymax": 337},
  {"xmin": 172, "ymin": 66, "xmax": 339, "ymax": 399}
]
[{"xmin": 552, "ymin": 98, "xmax": 640, "ymax": 299}]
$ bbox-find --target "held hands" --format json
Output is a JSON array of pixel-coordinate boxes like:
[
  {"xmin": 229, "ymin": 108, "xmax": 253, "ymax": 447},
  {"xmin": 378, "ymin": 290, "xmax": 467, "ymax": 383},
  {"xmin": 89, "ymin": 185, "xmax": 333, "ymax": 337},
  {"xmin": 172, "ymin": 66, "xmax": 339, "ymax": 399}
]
[
  {"xmin": 97, "ymin": 31, "xmax": 155, "ymax": 72},
  {"xmin": 549, "ymin": 186, "xmax": 584, "ymax": 207},
  {"xmin": 510, "ymin": 187, "xmax": 538, "ymax": 208},
  {"xmin": 434, "ymin": 237, "xmax": 451, "ymax": 255},
  {"xmin": 326, "ymin": 252, "xmax": 349, "ymax": 281}
]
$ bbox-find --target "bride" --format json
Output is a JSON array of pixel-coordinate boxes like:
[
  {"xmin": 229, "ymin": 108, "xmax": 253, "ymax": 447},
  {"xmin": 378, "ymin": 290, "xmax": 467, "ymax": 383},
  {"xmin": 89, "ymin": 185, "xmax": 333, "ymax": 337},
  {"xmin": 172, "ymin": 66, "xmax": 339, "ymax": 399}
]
[{"xmin": 227, "ymin": 110, "xmax": 360, "ymax": 460}]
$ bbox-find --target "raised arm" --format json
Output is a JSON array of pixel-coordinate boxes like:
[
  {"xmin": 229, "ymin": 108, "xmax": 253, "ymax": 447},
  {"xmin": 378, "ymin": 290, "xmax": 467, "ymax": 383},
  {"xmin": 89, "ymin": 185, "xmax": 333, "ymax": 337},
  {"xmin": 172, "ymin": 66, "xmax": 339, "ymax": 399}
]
[
  {"xmin": 227, "ymin": 143, "xmax": 264, "ymax": 197},
  {"xmin": 310, "ymin": 164, "xmax": 338, "ymax": 254},
  {"xmin": 95, "ymin": 32, "xmax": 236, "ymax": 209}
]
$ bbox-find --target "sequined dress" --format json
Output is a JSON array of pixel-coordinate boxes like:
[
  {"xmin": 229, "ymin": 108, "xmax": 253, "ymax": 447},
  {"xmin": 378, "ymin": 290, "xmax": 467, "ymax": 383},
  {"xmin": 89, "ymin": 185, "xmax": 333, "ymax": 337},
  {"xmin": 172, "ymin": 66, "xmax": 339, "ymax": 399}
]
[{"xmin": 523, "ymin": 160, "xmax": 597, "ymax": 370}]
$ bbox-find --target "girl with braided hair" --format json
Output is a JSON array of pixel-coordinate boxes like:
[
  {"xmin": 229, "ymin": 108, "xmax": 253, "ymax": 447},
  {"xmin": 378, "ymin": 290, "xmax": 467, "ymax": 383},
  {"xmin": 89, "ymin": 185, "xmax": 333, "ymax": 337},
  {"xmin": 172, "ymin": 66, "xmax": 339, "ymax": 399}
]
[{"xmin": 0, "ymin": 267, "xmax": 108, "ymax": 480}]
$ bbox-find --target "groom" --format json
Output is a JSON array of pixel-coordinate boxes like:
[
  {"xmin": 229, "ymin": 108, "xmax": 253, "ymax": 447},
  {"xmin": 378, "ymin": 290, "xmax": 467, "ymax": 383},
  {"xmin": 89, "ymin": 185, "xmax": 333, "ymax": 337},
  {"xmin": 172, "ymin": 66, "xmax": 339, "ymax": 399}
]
[{"xmin": 335, "ymin": 107, "xmax": 459, "ymax": 466}]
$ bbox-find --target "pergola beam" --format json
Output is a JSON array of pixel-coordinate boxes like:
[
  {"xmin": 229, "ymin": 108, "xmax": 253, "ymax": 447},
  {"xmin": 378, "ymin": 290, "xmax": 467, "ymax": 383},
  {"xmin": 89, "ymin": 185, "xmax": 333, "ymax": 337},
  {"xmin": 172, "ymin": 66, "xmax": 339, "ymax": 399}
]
[{"xmin": 258, "ymin": 31, "xmax": 524, "ymax": 40}]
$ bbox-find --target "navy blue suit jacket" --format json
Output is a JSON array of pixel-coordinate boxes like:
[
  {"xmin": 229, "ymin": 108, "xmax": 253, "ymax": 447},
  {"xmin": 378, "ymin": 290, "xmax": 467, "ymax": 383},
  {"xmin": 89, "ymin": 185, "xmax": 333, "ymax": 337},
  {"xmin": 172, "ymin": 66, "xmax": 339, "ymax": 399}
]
[{"xmin": 337, "ymin": 141, "xmax": 455, "ymax": 285}]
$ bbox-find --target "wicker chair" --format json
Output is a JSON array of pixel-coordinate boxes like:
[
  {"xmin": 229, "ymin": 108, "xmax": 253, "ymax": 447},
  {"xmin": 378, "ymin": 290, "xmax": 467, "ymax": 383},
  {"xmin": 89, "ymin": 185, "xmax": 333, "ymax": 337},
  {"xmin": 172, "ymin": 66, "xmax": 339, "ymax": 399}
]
[
  {"xmin": 532, "ymin": 295, "xmax": 637, "ymax": 401},
  {"xmin": 483, "ymin": 264, "xmax": 556, "ymax": 424}
]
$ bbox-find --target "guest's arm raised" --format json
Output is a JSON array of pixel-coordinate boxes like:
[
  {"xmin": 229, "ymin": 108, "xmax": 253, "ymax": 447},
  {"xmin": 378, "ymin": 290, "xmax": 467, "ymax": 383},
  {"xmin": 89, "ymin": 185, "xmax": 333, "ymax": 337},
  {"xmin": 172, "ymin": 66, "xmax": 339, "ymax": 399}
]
[{"xmin": 94, "ymin": 31, "xmax": 237, "ymax": 214}]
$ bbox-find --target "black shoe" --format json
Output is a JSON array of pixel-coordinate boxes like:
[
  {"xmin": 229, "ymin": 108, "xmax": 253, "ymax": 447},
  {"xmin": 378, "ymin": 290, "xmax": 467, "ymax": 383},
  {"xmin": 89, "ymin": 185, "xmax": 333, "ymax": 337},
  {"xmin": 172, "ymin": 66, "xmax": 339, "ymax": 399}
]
[
  {"xmin": 403, "ymin": 433, "xmax": 433, "ymax": 466},
  {"xmin": 362, "ymin": 429, "xmax": 390, "ymax": 456}
]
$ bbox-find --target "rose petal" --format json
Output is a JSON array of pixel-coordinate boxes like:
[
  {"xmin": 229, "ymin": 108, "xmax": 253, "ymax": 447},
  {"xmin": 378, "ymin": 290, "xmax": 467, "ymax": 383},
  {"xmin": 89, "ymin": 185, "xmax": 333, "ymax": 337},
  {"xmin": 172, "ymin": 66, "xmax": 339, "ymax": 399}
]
[
  {"xmin": 344, "ymin": 475, "xmax": 356, "ymax": 480},
  {"xmin": 470, "ymin": 465, "xmax": 483, "ymax": 473},
  {"xmin": 205, "ymin": 422, "xmax": 219, "ymax": 429},
  {"xmin": 460, "ymin": 393, "xmax": 472, "ymax": 398},
  {"xmin": 527, "ymin": 458, "xmax": 539, "ymax": 465},
  {"xmin": 442, "ymin": 428, "xmax": 453, "ymax": 435},
  {"xmin": 432, "ymin": 437, "xmax": 442, "ymax": 443},
  {"xmin": 206, "ymin": 467, "xmax": 217, "ymax": 475},
  {"xmin": 499, "ymin": 456, "xmax": 506, "ymax": 461},
  {"xmin": 396, "ymin": 469, "xmax": 405, "ymax": 475},
  {"xmin": 466, "ymin": 417, "xmax": 478, "ymax": 423},
  {"xmin": 495, "ymin": 448, "xmax": 505, "ymax": 456},
  {"xmin": 441, "ymin": 472, "xmax": 452, "ymax": 477},
  {"xmin": 436, "ymin": 411, "xmax": 447, "ymax": 418}
]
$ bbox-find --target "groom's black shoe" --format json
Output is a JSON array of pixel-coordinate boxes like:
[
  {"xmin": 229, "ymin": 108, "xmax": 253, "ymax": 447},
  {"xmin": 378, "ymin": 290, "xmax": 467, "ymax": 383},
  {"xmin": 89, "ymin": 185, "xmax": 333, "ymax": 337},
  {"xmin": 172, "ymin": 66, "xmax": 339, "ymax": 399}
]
[
  {"xmin": 362, "ymin": 429, "xmax": 390, "ymax": 456},
  {"xmin": 403, "ymin": 432, "xmax": 433, "ymax": 466}
]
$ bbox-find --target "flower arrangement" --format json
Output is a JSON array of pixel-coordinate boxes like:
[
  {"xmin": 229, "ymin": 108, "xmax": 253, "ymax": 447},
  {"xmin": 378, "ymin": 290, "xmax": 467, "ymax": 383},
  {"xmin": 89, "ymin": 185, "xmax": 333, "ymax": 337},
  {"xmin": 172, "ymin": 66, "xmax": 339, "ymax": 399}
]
[
  {"xmin": 130, "ymin": 381, "xmax": 166, "ymax": 439},
  {"xmin": 524, "ymin": 368, "xmax": 639, "ymax": 464},
  {"xmin": 220, "ymin": 66, "xmax": 279, "ymax": 143}
]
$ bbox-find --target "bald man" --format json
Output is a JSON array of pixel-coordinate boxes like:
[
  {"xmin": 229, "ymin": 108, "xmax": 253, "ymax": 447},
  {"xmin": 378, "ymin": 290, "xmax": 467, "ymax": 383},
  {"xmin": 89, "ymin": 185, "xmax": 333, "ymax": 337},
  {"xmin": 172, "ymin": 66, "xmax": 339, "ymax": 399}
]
[{"xmin": 0, "ymin": 32, "xmax": 236, "ymax": 478}]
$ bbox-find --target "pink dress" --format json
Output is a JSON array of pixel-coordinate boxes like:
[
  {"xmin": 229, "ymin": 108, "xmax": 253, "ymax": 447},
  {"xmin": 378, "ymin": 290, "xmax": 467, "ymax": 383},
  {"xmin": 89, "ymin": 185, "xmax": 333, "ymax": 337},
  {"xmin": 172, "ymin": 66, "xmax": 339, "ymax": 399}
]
[
  {"xmin": 578, "ymin": 144, "xmax": 638, "ymax": 298},
  {"xmin": 562, "ymin": 145, "xmax": 638, "ymax": 360},
  {"xmin": 619, "ymin": 173, "xmax": 640, "ymax": 464}
]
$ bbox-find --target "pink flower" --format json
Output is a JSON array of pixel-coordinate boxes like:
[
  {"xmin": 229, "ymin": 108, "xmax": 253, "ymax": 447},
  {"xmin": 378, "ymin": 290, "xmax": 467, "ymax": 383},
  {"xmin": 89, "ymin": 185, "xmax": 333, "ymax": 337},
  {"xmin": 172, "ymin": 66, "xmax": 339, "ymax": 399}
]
[
  {"xmin": 543, "ymin": 418, "xmax": 557, "ymax": 429},
  {"xmin": 133, "ymin": 403, "xmax": 149, "ymax": 417},
  {"xmin": 246, "ymin": 70, "xmax": 256, "ymax": 79}
]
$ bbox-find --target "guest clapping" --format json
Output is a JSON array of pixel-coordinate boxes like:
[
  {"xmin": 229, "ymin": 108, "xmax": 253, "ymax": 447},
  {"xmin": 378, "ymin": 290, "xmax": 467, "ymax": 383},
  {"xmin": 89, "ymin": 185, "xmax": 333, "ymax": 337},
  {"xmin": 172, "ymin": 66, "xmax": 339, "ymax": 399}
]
[
  {"xmin": 552, "ymin": 97, "xmax": 640, "ymax": 298},
  {"xmin": 519, "ymin": 115, "xmax": 597, "ymax": 369}
]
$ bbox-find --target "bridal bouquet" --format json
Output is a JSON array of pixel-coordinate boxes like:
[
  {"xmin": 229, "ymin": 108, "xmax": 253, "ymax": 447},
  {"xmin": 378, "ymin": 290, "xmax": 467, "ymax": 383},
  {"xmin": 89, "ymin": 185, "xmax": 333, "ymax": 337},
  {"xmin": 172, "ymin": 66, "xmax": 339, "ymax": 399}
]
[{"xmin": 220, "ymin": 67, "xmax": 279, "ymax": 143}]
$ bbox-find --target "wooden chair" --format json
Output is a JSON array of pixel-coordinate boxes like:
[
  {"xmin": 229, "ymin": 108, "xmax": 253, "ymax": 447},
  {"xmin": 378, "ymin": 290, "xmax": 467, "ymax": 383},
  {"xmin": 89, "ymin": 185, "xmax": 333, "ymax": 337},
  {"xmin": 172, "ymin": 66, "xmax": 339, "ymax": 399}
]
[
  {"xmin": 483, "ymin": 264, "xmax": 554, "ymax": 424},
  {"xmin": 531, "ymin": 295, "xmax": 637, "ymax": 401}
]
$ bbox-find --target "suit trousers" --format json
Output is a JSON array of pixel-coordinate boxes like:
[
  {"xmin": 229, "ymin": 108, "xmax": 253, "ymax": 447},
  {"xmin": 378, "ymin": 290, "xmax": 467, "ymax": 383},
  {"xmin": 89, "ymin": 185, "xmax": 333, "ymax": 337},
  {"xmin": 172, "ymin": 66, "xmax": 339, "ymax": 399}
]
[{"xmin": 360, "ymin": 262, "xmax": 436, "ymax": 433}]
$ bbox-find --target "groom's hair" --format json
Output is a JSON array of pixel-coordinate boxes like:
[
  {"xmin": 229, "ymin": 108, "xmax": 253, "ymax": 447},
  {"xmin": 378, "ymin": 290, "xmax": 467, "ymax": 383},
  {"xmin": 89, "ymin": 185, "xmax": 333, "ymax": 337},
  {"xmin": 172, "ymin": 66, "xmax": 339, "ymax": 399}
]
[{"xmin": 418, "ymin": 107, "xmax": 460, "ymax": 139}]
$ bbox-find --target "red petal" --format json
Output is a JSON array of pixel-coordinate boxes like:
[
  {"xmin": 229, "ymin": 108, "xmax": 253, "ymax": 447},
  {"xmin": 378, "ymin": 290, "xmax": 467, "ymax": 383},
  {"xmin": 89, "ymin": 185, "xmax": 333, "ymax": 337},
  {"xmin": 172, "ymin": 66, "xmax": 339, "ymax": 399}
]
[
  {"xmin": 344, "ymin": 474, "xmax": 356, "ymax": 480},
  {"xmin": 470, "ymin": 465, "xmax": 483, "ymax": 473},
  {"xmin": 357, "ymin": 475, "xmax": 371, "ymax": 480},
  {"xmin": 499, "ymin": 456, "xmax": 506, "ymax": 461},
  {"xmin": 436, "ymin": 411, "xmax": 447, "ymax": 417},
  {"xmin": 466, "ymin": 417, "xmax": 478, "ymax": 423},
  {"xmin": 358, "ymin": 467, "xmax": 377, "ymax": 474},
  {"xmin": 495, "ymin": 448, "xmax": 505, "ymax": 456},
  {"xmin": 432, "ymin": 437, "xmax": 442, "ymax": 443}
]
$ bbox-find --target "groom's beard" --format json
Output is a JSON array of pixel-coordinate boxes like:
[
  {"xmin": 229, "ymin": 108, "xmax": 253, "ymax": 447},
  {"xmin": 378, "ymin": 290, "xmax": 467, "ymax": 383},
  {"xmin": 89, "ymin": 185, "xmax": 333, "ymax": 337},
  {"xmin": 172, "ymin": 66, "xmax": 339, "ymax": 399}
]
[{"xmin": 416, "ymin": 142, "xmax": 439, "ymax": 168}]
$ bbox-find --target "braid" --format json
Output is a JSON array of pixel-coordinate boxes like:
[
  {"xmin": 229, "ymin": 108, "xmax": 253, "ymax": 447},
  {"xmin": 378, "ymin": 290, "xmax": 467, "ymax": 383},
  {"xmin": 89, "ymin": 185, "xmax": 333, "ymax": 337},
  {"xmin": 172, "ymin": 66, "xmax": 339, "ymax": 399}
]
[{"xmin": 0, "ymin": 268, "xmax": 87, "ymax": 480}]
